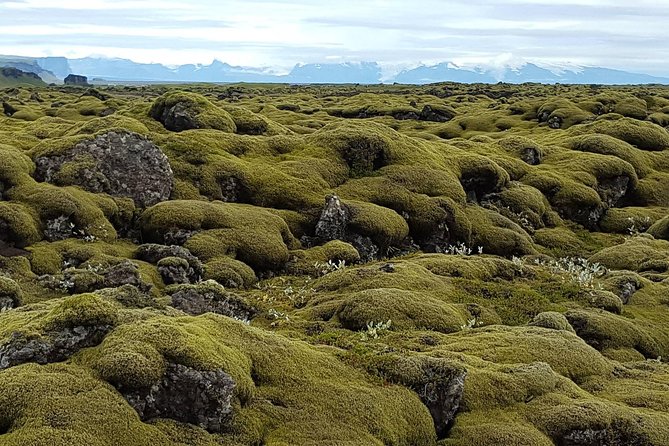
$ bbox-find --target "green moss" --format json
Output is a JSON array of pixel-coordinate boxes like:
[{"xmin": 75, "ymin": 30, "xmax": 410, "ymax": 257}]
[
  {"xmin": 648, "ymin": 215, "xmax": 669, "ymax": 240},
  {"xmin": 332, "ymin": 288, "xmax": 467, "ymax": 333},
  {"xmin": 572, "ymin": 117, "xmax": 669, "ymax": 151},
  {"xmin": 203, "ymin": 256, "xmax": 257, "ymax": 288},
  {"xmin": 80, "ymin": 314, "xmax": 436, "ymax": 445},
  {"xmin": 0, "ymin": 201, "xmax": 41, "ymax": 247},
  {"xmin": 589, "ymin": 236, "xmax": 669, "ymax": 271},
  {"xmin": 566, "ymin": 308, "xmax": 665, "ymax": 359},
  {"xmin": 0, "ymin": 363, "xmax": 191, "ymax": 446},
  {"xmin": 529, "ymin": 311, "xmax": 575, "ymax": 332},
  {"xmin": 285, "ymin": 240, "xmax": 360, "ymax": 276},
  {"xmin": 43, "ymin": 293, "xmax": 119, "ymax": 330},
  {"xmin": 141, "ymin": 200, "xmax": 297, "ymax": 270},
  {"xmin": 0, "ymin": 275, "xmax": 23, "ymax": 308}
]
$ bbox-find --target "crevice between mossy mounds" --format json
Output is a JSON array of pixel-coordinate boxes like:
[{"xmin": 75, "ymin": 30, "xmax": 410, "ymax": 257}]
[
  {"xmin": 366, "ymin": 354, "xmax": 467, "ymax": 440},
  {"xmin": 0, "ymin": 326, "xmax": 112, "ymax": 371},
  {"xmin": 40, "ymin": 260, "xmax": 152, "ymax": 296},
  {"xmin": 120, "ymin": 362, "xmax": 236, "ymax": 434},
  {"xmin": 549, "ymin": 173, "xmax": 634, "ymax": 231}
]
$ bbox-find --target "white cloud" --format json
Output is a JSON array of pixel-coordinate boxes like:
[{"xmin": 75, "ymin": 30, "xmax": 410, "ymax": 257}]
[{"xmin": 0, "ymin": 0, "xmax": 667, "ymax": 74}]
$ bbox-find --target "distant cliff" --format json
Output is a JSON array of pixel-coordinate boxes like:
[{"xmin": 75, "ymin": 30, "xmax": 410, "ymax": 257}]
[{"xmin": 0, "ymin": 67, "xmax": 47, "ymax": 87}]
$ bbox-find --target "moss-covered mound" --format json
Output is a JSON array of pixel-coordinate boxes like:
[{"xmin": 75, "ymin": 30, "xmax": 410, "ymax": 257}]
[{"xmin": 1, "ymin": 82, "xmax": 669, "ymax": 445}]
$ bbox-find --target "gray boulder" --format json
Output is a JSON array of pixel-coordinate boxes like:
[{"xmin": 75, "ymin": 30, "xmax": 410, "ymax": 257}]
[
  {"xmin": 167, "ymin": 280, "xmax": 256, "ymax": 322},
  {"xmin": 0, "ymin": 326, "xmax": 112, "ymax": 370},
  {"xmin": 35, "ymin": 131, "xmax": 173, "ymax": 207},
  {"xmin": 136, "ymin": 244, "xmax": 203, "ymax": 284},
  {"xmin": 122, "ymin": 363, "xmax": 235, "ymax": 433}
]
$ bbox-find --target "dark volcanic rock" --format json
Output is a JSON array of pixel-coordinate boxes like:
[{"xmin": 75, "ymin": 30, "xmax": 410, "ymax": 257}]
[
  {"xmin": 122, "ymin": 363, "xmax": 235, "ymax": 433},
  {"xmin": 596, "ymin": 175, "xmax": 630, "ymax": 208},
  {"xmin": 521, "ymin": 146, "xmax": 542, "ymax": 165},
  {"xmin": 315, "ymin": 195, "xmax": 350, "ymax": 242},
  {"xmin": 0, "ymin": 326, "xmax": 112, "ymax": 370},
  {"xmin": 136, "ymin": 244, "xmax": 203, "ymax": 284},
  {"xmin": 419, "ymin": 104, "xmax": 455, "ymax": 122},
  {"xmin": 548, "ymin": 116, "xmax": 563, "ymax": 129},
  {"xmin": 150, "ymin": 101, "xmax": 198, "ymax": 132},
  {"xmin": 168, "ymin": 281, "xmax": 256, "ymax": 322},
  {"xmin": 64, "ymin": 74, "xmax": 89, "ymax": 86},
  {"xmin": 158, "ymin": 257, "xmax": 191, "ymax": 285},
  {"xmin": 560, "ymin": 425, "xmax": 652, "ymax": 446},
  {"xmin": 311, "ymin": 195, "xmax": 380, "ymax": 262},
  {"xmin": 35, "ymin": 131, "xmax": 173, "ymax": 207},
  {"xmin": 2, "ymin": 101, "xmax": 17, "ymax": 117},
  {"xmin": 102, "ymin": 261, "xmax": 147, "ymax": 289},
  {"xmin": 43, "ymin": 215, "xmax": 77, "ymax": 241}
]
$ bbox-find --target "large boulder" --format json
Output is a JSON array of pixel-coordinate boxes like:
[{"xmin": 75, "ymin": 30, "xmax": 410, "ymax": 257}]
[
  {"xmin": 167, "ymin": 280, "xmax": 256, "ymax": 322},
  {"xmin": 64, "ymin": 74, "xmax": 89, "ymax": 86},
  {"xmin": 35, "ymin": 131, "xmax": 173, "ymax": 207},
  {"xmin": 122, "ymin": 362, "xmax": 235, "ymax": 433},
  {"xmin": 0, "ymin": 326, "xmax": 112, "ymax": 370}
]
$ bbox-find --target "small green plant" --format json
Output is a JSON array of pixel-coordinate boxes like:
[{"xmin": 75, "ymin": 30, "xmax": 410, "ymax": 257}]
[
  {"xmin": 360, "ymin": 320, "xmax": 392, "ymax": 341},
  {"xmin": 536, "ymin": 257, "xmax": 605, "ymax": 288},
  {"xmin": 314, "ymin": 259, "xmax": 347, "ymax": 276},
  {"xmin": 627, "ymin": 216, "xmax": 652, "ymax": 236}
]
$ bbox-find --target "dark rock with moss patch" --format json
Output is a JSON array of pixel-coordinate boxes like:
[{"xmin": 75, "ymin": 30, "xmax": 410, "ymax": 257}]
[
  {"xmin": 0, "ymin": 326, "xmax": 112, "ymax": 370},
  {"xmin": 315, "ymin": 195, "xmax": 350, "ymax": 242},
  {"xmin": 311, "ymin": 195, "xmax": 382, "ymax": 262},
  {"xmin": 597, "ymin": 176, "xmax": 630, "ymax": 208},
  {"xmin": 167, "ymin": 280, "xmax": 255, "ymax": 321},
  {"xmin": 369, "ymin": 355, "xmax": 466, "ymax": 439},
  {"xmin": 2, "ymin": 101, "xmax": 17, "ymax": 117},
  {"xmin": 137, "ymin": 243, "xmax": 203, "ymax": 284},
  {"xmin": 35, "ymin": 131, "xmax": 173, "ymax": 207},
  {"xmin": 0, "ymin": 276, "xmax": 22, "ymax": 311},
  {"xmin": 122, "ymin": 362, "xmax": 235, "ymax": 433}
]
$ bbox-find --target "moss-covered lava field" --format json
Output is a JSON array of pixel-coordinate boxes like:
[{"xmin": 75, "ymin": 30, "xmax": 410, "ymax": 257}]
[{"xmin": 1, "ymin": 81, "xmax": 669, "ymax": 445}]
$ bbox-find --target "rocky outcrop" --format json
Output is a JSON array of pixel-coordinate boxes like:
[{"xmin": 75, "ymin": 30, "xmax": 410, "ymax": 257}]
[
  {"xmin": 0, "ymin": 326, "xmax": 112, "ymax": 370},
  {"xmin": 315, "ymin": 195, "xmax": 350, "ymax": 242},
  {"xmin": 136, "ymin": 244, "xmax": 203, "ymax": 284},
  {"xmin": 35, "ymin": 131, "xmax": 173, "ymax": 207},
  {"xmin": 521, "ymin": 146, "xmax": 542, "ymax": 165},
  {"xmin": 167, "ymin": 281, "xmax": 256, "ymax": 322},
  {"xmin": 122, "ymin": 363, "xmax": 235, "ymax": 433},
  {"xmin": 311, "ymin": 195, "xmax": 380, "ymax": 261},
  {"xmin": 596, "ymin": 176, "xmax": 630, "ymax": 208},
  {"xmin": 40, "ymin": 261, "xmax": 152, "ymax": 295},
  {"xmin": 2, "ymin": 101, "xmax": 17, "ymax": 117},
  {"xmin": 64, "ymin": 74, "xmax": 89, "ymax": 86}
]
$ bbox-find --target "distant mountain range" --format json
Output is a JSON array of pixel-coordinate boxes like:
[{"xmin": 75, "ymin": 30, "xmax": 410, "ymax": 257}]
[{"xmin": 1, "ymin": 55, "xmax": 668, "ymax": 85}]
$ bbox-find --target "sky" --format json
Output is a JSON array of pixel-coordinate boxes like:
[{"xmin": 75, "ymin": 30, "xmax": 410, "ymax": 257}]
[{"xmin": 0, "ymin": 0, "xmax": 668, "ymax": 75}]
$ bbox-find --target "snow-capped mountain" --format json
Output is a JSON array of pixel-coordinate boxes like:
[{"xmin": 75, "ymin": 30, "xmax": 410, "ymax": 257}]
[{"xmin": 1, "ymin": 55, "xmax": 668, "ymax": 85}]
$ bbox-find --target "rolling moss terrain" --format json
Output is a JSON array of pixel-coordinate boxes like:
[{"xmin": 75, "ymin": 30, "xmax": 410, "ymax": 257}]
[{"xmin": 0, "ymin": 81, "xmax": 669, "ymax": 445}]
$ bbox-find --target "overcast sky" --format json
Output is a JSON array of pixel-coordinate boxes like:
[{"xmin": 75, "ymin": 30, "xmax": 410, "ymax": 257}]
[{"xmin": 0, "ymin": 0, "xmax": 667, "ymax": 75}]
